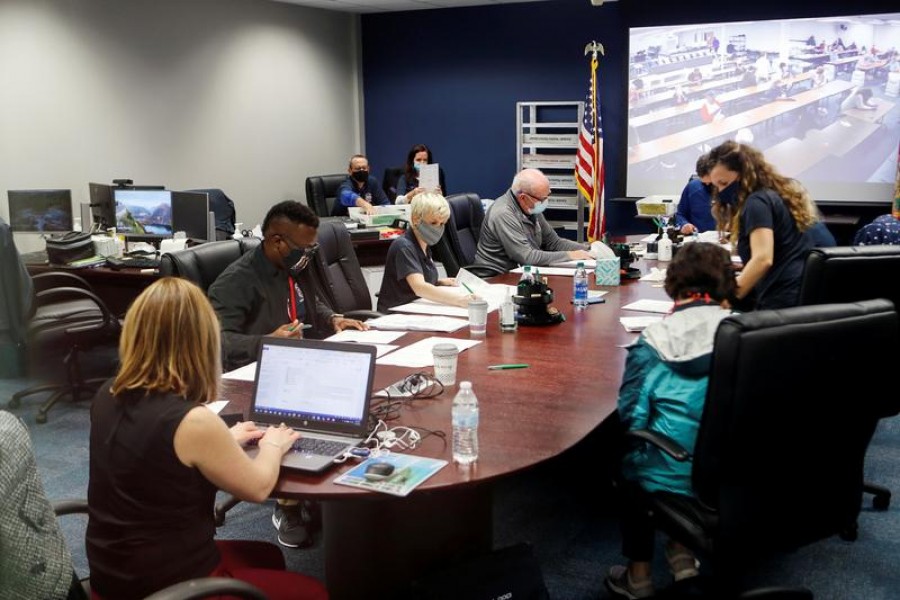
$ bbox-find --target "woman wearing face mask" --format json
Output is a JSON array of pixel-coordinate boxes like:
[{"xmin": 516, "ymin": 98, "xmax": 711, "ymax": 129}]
[
  {"xmin": 395, "ymin": 144, "xmax": 446, "ymax": 204},
  {"xmin": 708, "ymin": 140, "xmax": 817, "ymax": 310},
  {"xmin": 377, "ymin": 193, "xmax": 472, "ymax": 312}
]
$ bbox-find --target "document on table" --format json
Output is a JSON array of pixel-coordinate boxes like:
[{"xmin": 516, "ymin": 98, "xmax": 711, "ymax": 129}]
[
  {"xmin": 206, "ymin": 400, "xmax": 229, "ymax": 414},
  {"xmin": 511, "ymin": 266, "xmax": 578, "ymax": 277},
  {"xmin": 620, "ymin": 316, "xmax": 663, "ymax": 332},
  {"xmin": 376, "ymin": 336, "xmax": 482, "ymax": 368},
  {"xmin": 390, "ymin": 273, "xmax": 516, "ymax": 318},
  {"xmin": 551, "ymin": 258, "xmax": 598, "ymax": 269},
  {"xmin": 640, "ymin": 267, "xmax": 666, "ymax": 282},
  {"xmin": 418, "ymin": 163, "xmax": 440, "ymax": 190},
  {"xmin": 621, "ymin": 299, "xmax": 674, "ymax": 314},
  {"xmin": 223, "ymin": 362, "xmax": 258, "ymax": 381},
  {"xmin": 325, "ymin": 330, "xmax": 406, "ymax": 345},
  {"xmin": 366, "ymin": 313, "xmax": 469, "ymax": 332}
]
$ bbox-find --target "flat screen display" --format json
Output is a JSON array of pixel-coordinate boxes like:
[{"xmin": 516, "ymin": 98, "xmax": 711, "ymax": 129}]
[
  {"xmin": 113, "ymin": 189, "xmax": 173, "ymax": 236},
  {"xmin": 626, "ymin": 12, "xmax": 900, "ymax": 205},
  {"xmin": 171, "ymin": 191, "xmax": 210, "ymax": 240},
  {"xmin": 7, "ymin": 189, "xmax": 73, "ymax": 232}
]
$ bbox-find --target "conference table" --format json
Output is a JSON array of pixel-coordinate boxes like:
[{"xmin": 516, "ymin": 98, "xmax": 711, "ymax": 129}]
[{"xmin": 220, "ymin": 263, "xmax": 669, "ymax": 598}]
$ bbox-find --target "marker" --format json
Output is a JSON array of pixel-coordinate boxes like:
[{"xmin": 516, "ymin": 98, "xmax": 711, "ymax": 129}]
[{"xmin": 487, "ymin": 363, "xmax": 529, "ymax": 370}]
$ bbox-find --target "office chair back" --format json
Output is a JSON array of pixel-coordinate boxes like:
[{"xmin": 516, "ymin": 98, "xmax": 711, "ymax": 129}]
[
  {"xmin": 305, "ymin": 174, "xmax": 346, "ymax": 218},
  {"xmin": 159, "ymin": 238, "xmax": 261, "ymax": 293},
  {"xmin": 432, "ymin": 193, "xmax": 485, "ymax": 277},
  {"xmin": 383, "ymin": 166, "xmax": 405, "ymax": 202},
  {"xmin": 1, "ymin": 217, "xmax": 33, "ymax": 376},
  {"xmin": 691, "ymin": 300, "xmax": 896, "ymax": 559},
  {"xmin": 311, "ymin": 221, "xmax": 377, "ymax": 315},
  {"xmin": 185, "ymin": 188, "xmax": 236, "ymax": 240}
]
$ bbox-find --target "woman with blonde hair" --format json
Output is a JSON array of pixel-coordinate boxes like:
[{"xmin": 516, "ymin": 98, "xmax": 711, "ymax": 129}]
[
  {"xmin": 86, "ymin": 277, "xmax": 327, "ymax": 600},
  {"xmin": 708, "ymin": 140, "xmax": 817, "ymax": 309},
  {"xmin": 377, "ymin": 193, "xmax": 473, "ymax": 312}
]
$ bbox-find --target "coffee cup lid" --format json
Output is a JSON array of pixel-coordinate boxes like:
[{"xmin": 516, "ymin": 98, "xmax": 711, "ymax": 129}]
[{"xmin": 432, "ymin": 343, "xmax": 459, "ymax": 356}]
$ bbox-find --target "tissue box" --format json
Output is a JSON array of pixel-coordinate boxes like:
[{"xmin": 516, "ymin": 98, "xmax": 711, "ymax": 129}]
[{"xmin": 595, "ymin": 258, "xmax": 621, "ymax": 286}]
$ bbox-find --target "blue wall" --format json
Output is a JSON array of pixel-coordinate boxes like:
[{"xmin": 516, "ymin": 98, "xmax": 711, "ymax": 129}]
[{"xmin": 361, "ymin": 0, "xmax": 894, "ymax": 235}]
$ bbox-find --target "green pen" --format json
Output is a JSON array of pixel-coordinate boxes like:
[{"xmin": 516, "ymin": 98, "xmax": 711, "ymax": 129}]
[
  {"xmin": 287, "ymin": 323, "xmax": 313, "ymax": 332},
  {"xmin": 461, "ymin": 282, "xmax": 475, "ymax": 295},
  {"xmin": 487, "ymin": 363, "xmax": 529, "ymax": 370}
]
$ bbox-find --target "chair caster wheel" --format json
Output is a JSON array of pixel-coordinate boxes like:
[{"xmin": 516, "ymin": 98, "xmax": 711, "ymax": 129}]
[
  {"xmin": 35, "ymin": 413, "xmax": 48, "ymax": 424},
  {"xmin": 873, "ymin": 494, "xmax": 890, "ymax": 511}
]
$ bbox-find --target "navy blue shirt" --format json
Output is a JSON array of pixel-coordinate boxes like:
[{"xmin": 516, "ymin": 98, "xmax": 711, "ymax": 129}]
[
  {"xmin": 334, "ymin": 175, "xmax": 389, "ymax": 217},
  {"xmin": 675, "ymin": 177, "xmax": 716, "ymax": 232},
  {"xmin": 737, "ymin": 189, "xmax": 812, "ymax": 310},
  {"xmin": 377, "ymin": 229, "xmax": 438, "ymax": 312}
]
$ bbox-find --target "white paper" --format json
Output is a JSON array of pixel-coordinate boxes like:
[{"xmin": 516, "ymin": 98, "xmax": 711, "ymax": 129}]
[
  {"xmin": 371, "ymin": 344, "xmax": 399, "ymax": 358},
  {"xmin": 590, "ymin": 241, "xmax": 617, "ymax": 259},
  {"xmin": 619, "ymin": 316, "xmax": 664, "ymax": 332},
  {"xmin": 206, "ymin": 400, "xmax": 229, "ymax": 414},
  {"xmin": 376, "ymin": 336, "xmax": 482, "ymax": 368},
  {"xmin": 222, "ymin": 362, "xmax": 257, "ymax": 381},
  {"xmin": 639, "ymin": 267, "xmax": 667, "ymax": 282},
  {"xmin": 390, "ymin": 281, "xmax": 516, "ymax": 318},
  {"xmin": 366, "ymin": 313, "xmax": 469, "ymax": 332},
  {"xmin": 418, "ymin": 163, "xmax": 440, "ymax": 190},
  {"xmin": 511, "ymin": 266, "xmax": 578, "ymax": 277},
  {"xmin": 325, "ymin": 330, "xmax": 406, "ymax": 344},
  {"xmin": 622, "ymin": 299, "xmax": 674, "ymax": 314},
  {"xmin": 551, "ymin": 258, "xmax": 598, "ymax": 269}
]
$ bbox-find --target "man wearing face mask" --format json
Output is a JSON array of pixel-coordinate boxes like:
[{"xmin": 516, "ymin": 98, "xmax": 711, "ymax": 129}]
[
  {"xmin": 208, "ymin": 201, "xmax": 367, "ymax": 549},
  {"xmin": 377, "ymin": 193, "xmax": 473, "ymax": 312},
  {"xmin": 334, "ymin": 154, "xmax": 390, "ymax": 217},
  {"xmin": 675, "ymin": 153, "xmax": 717, "ymax": 235},
  {"xmin": 473, "ymin": 168, "xmax": 592, "ymax": 274}
]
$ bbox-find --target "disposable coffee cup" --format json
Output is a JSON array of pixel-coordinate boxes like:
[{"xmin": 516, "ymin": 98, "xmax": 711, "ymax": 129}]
[
  {"xmin": 432, "ymin": 343, "xmax": 460, "ymax": 385},
  {"xmin": 467, "ymin": 299, "xmax": 489, "ymax": 336}
]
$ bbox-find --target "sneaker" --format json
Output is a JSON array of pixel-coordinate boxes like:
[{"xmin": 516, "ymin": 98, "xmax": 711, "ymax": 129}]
[
  {"xmin": 272, "ymin": 503, "xmax": 313, "ymax": 549},
  {"xmin": 665, "ymin": 545, "xmax": 700, "ymax": 582},
  {"xmin": 605, "ymin": 565, "xmax": 655, "ymax": 599}
]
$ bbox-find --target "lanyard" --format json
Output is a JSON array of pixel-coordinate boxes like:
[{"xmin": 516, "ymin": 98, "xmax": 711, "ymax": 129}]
[{"xmin": 288, "ymin": 277, "xmax": 298, "ymax": 322}]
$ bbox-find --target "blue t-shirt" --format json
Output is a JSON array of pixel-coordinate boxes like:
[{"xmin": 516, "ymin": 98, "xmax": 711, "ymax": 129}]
[
  {"xmin": 737, "ymin": 189, "xmax": 812, "ymax": 310},
  {"xmin": 334, "ymin": 176, "xmax": 389, "ymax": 217},
  {"xmin": 675, "ymin": 177, "xmax": 716, "ymax": 232},
  {"xmin": 377, "ymin": 229, "xmax": 438, "ymax": 312}
]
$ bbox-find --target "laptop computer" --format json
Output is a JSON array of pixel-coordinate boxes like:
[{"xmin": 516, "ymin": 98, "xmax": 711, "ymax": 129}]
[{"xmin": 245, "ymin": 337, "xmax": 376, "ymax": 472}]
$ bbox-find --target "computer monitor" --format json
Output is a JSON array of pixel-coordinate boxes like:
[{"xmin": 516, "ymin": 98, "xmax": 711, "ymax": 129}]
[
  {"xmin": 6, "ymin": 189, "xmax": 74, "ymax": 233},
  {"xmin": 88, "ymin": 183, "xmax": 115, "ymax": 230},
  {"xmin": 172, "ymin": 191, "xmax": 211, "ymax": 241},
  {"xmin": 113, "ymin": 189, "xmax": 173, "ymax": 237}
]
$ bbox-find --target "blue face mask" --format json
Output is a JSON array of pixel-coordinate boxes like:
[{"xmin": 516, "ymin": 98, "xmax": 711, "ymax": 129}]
[
  {"xmin": 413, "ymin": 163, "xmax": 422, "ymax": 172},
  {"xmin": 717, "ymin": 180, "xmax": 740, "ymax": 206},
  {"xmin": 529, "ymin": 199, "xmax": 549, "ymax": 215}
]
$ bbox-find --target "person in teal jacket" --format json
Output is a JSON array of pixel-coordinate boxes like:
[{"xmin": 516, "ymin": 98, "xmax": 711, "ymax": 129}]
[{"xmin": 607, "ymin": 242, "xmax": 736, "ymax": 600}]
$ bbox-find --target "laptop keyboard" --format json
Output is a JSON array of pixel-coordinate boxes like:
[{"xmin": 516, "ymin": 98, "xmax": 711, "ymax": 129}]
[{"xmin": 291, "ymin": 438, "xmax": 349, "ymax": 456}]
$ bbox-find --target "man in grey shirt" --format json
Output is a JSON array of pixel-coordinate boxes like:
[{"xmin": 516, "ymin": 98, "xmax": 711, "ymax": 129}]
[{"xmin": 473, "ymin": 168, "xmax": 592, "ymax": 274}]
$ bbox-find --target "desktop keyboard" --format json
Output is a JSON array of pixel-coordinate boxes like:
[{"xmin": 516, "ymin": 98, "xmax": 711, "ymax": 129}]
[{"xmin": 106, "ymin": 256, "xmax": 161, "ymax": 270}]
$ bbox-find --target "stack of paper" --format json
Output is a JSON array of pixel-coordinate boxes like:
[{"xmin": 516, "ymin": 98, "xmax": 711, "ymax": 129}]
[
  {"xmin": 376, "ymin": 337, "xmax": 481, "ymax": 367},
  {"xmin": 366, "ymin": 313, "xmax": 468, "ymax": 332},
  {"xmin": 620, "ymin": 316, "xmax": 663, "ymax": 332},
  {"xmin": 621, "ymin": 299, "xmax": 674, "ymax": 314},
  {"xmin": 389, "ymin": 268, "xmax": 514, "ymax": 318}
]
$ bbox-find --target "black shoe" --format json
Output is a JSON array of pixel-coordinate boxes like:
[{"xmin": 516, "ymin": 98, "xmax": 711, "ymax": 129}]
[{"xmin": 272, "ymin": 503, "xmax": 313, "ymax": 548}]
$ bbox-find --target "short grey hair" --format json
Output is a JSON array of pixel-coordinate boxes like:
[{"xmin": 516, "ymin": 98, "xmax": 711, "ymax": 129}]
[
  {"xmin": 410, "ymin": 192, "xmax": 450, "ymax": 222},
  {"xmin": 512, "ymin": 168, "xmax": 548, "ymax": 196}
]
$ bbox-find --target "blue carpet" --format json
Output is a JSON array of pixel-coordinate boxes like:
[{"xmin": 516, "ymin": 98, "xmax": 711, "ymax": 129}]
[{"xmin": 3, "ymin": 377, "xmax": 899, "ymax": 599}]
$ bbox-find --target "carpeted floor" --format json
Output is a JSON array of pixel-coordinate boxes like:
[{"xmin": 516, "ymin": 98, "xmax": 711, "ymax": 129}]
[{"xmin": 3, "ymin": 376, "xmax": 899, "ymax": 599}]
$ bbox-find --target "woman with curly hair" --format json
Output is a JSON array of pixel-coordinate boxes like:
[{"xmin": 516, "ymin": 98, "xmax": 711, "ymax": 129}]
[{"xmin": 708, "ymin": 140, "xmax": 817, "ymax": 310}]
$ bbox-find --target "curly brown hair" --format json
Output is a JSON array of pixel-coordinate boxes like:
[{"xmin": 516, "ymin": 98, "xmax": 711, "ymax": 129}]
[
  {"xmin": 708, "ymin": 140, "xmax": 817, "ymax": 244},
  {"xmin": 664, "ymin": 242, "xmax": 736, "ymax": 303}
]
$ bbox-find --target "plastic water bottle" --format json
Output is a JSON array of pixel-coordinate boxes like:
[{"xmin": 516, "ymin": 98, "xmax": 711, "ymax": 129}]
[
  {"xmin": 500, "ymin": 288, "xmax": 517, "ymax": 333},
  {"xmin": 452, "ymin": 381, "xmax": 479, "ymax": 465},
  {"xmin": 573, "ymin": 262, "xmax": 589, "ymax": 310}
]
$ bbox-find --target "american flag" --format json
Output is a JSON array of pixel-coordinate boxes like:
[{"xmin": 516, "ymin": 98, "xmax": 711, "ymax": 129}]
[{"xmin": 576, "ymin": 53, "xmax": 605, "ymax": 242}]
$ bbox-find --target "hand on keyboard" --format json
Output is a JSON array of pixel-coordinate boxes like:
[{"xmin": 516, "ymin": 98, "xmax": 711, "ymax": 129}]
[{"xmin": 258, "ymin": 424, "xmax": 301, "ymax": 454}]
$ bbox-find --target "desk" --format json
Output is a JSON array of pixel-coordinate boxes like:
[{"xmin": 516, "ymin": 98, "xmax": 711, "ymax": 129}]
[
  {"xmin": 25, "ymin": 263, "xmax": 159, "ymax": 317},
  {"xmin": 220, "ymin": 268, "xmax": 667, "ymax": 598}
]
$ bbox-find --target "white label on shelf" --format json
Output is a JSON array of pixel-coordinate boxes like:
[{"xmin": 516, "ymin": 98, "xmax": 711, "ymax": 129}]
[
  {"xmin": 548, "ymin": 194, "xmax": 578, "ymax": 207},
  {"xmin": 523, "ymin": 133, "xmax": 578, "ymax": 145},
  {"xmin": 547, "ymin": 175, "xmax": 577, "ymax": 188},
  {"xmin": 522, "ymin": 154, "xmax": 576, "ymax": 168}
]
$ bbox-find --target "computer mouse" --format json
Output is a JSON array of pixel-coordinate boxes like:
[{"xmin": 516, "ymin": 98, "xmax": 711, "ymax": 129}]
[{"xmin": 363, "ymin": 461, "xmax": 395, "ymax": 481}]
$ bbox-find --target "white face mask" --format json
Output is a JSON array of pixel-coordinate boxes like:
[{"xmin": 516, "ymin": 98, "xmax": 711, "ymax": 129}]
[{"xmin": 529, "ymin": 199, "xmax": 549, "ymax": 215}]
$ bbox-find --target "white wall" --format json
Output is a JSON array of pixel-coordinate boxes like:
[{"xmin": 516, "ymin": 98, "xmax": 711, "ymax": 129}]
[{"xmin": 0, "ymin": 0, "xmax": 361, "ymax": 251}]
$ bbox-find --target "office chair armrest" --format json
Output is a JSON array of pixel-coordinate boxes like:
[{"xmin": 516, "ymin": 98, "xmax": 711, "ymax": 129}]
[
  {"xmin": 143, "ymin": 578, "xmax": 267, "ymax": 600},
  {"xmin": 52, "ymin": 498, "xmax": 89, "ymax": 517},
  {"xmin": 36, "ymin": 286, "xmax": 117, "ymax": 322},
  {"xmin": 343, "ymin": 310, "xmax": 385, "ymax": 321},
  {"xmin": 624, "ymin": 429, "xmax": 691, "ymax": 461},
  {"xmin": 32, "ymin": 271, "xmax": 93, "ymax": 294}
]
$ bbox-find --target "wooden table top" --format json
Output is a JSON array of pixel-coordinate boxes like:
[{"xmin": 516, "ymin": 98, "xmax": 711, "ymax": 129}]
[{"xmin": 221, "ymin": 266, "xmax": 669, "ymax": 499}]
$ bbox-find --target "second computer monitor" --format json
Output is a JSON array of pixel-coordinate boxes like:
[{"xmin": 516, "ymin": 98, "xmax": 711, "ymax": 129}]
[
  {"xmin": 113, "ymin": 189, "xmax": 173, "ymax": 237},
  {"xmin": 7, "ymin": 189, "xmax": 73, "ymax": 233},
  {"xmin": 171, "ymin": 191, "xmax": 211, "ymax": 241}
]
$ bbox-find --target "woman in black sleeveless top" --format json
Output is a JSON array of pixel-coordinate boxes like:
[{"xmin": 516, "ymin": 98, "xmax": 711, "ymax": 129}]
[{"xmin": 87, "ymin": 277, "xmax": 327, "ymax": 600}]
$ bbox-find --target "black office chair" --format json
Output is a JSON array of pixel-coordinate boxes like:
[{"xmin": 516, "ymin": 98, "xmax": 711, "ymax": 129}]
[
  {"xmin": 620, "ymin": 300, "xmax": 897, "ymax": 598},
  {"xmin": 383, "ymin": 166, "xmax": 405, "ymax": 202},
  {"xmin": 304, "ymin": 174, "xmax": 347, "ymax": 218},
  {"xmin": 310, "ymin": 221, "xmax": 382, "ymax": 320},
  {"xmin": 185, "ymin": 188, "xmax": 237, "ymax": 241},
  {"xmin": 797, "ymin": 245, "xmax": 900, "ymax": 510},
  {"xmin": 159, "ymin": 237, "xmax": 261, "ymax": 292},
  {"xmin": 432, "ymin": 192, "xmax": 501, "ymax": 278},
  {"xmin": 4, "ymin": 221, "xmax": 121, "ymax": 423}
]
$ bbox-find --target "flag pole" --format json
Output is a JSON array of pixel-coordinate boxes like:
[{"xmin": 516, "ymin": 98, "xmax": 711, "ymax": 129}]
[{"xmin": 582, "ymin": 41, "xmax": 604, "ymax": 243}]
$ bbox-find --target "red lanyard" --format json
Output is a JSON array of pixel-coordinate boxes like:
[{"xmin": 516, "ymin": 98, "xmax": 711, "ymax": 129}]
[{"xmin": 288, "ymin": 277, "xmax": 297, "ymax": 322}]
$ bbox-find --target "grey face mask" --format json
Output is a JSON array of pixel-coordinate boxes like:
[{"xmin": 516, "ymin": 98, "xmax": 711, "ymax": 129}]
[{"xmin": 416, "ymin": 221, "xmax": 445, "ymax": 246}]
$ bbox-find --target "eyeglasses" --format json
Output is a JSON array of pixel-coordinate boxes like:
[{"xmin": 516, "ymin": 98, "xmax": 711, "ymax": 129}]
[
  {"xmin": 520, "ymin": 191, "xmax": 551, "ymax": 204},
  {"xmin": 281, "ymin": 238, "xmax": 319, "ymax": 272}
]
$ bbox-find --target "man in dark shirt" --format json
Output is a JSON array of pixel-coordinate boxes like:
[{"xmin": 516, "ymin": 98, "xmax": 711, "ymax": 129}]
[
  {"xmin": 333, "ymin": 154, "xmax": 390, "ymax": 217},
  {"xmin": 208, "ymin": 200, "xmax": 367, "ymax": 549},
  {"xmin": 675, "ymin": 154, "xmax": 717, "ymax": 235}
]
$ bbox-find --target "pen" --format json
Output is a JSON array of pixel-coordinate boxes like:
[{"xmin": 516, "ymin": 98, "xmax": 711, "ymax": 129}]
[
  {"xmin": 288, "ymin": 323, "xmax": 313, "ymax": 332},
  {"xmin": 487, "ymin": 363, "xmax": 529, "ymax": 370},
  {"xmin": 461, "ymin": 282, "xmax": 475, "ymax": 295}
]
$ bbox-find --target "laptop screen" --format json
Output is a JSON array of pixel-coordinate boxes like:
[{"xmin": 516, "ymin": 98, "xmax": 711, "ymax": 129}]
[{"xmin": 253, "ymin": 339, "xmax": 373, "ymax": 428}]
